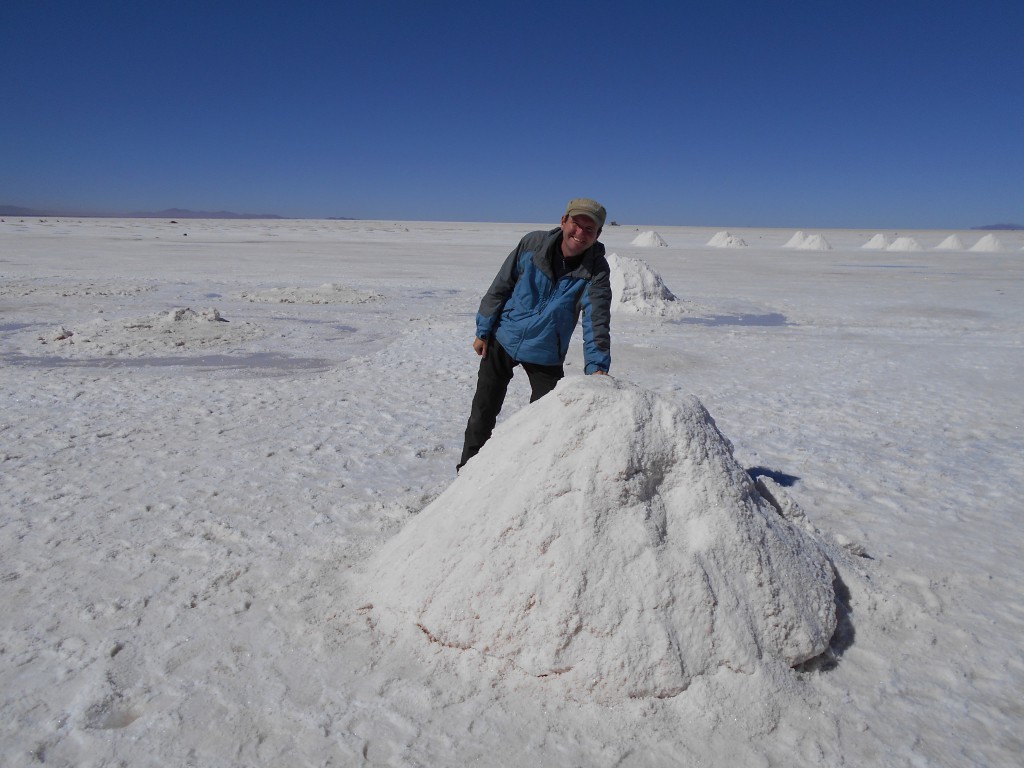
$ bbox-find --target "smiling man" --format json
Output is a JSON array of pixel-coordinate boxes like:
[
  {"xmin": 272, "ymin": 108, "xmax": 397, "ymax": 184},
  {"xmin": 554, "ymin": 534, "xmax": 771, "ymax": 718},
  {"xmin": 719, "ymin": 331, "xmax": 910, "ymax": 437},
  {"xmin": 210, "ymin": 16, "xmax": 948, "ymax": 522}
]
[{"xmin": 457, "ymin": 198, "xmax": 612, "ymax": 471}]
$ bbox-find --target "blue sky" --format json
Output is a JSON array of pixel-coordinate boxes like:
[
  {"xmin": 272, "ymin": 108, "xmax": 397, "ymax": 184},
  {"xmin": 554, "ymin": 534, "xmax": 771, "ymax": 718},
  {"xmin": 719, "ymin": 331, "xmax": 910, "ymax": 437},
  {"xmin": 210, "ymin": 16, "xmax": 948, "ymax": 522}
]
[{"xmin": 3, "ymin": 0, "xmax": 1021, "ymax": 227}]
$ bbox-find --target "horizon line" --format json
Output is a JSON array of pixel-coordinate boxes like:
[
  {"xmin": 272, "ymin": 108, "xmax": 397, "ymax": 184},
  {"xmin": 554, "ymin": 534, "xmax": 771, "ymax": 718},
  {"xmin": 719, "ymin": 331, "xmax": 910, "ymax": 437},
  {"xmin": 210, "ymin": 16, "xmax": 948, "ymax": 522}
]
[{"xmin": 1, "ymin": 204, "xmax": 1020, "ymax": 232}]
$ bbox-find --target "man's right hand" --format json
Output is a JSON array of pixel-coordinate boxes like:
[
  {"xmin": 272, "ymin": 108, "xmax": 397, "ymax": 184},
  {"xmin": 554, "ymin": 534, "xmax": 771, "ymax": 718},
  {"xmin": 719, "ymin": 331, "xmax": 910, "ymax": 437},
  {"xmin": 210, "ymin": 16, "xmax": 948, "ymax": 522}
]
[{"xmin": 473, "ymin": 337, "xmax": 488, "ymax": 358}]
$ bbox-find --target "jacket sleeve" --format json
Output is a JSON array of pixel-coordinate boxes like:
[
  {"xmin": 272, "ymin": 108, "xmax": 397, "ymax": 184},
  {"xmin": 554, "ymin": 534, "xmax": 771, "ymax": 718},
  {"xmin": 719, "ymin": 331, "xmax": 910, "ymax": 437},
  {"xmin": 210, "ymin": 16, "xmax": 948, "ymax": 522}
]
[
  {"xmin": 475, "ymin": 239, "xmax": 526, "ymax": 340},
  {"xmin": 581, "ymin": 255, "xmax": 612, "ymax": 373}
]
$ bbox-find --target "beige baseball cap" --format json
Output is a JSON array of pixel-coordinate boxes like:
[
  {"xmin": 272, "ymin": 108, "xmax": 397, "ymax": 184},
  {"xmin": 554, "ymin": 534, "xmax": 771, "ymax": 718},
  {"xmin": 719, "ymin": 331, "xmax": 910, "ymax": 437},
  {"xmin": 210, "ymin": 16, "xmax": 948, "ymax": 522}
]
[{"xmin": 564, "ymin": 198, "xmax": 607, "ymax": 229}]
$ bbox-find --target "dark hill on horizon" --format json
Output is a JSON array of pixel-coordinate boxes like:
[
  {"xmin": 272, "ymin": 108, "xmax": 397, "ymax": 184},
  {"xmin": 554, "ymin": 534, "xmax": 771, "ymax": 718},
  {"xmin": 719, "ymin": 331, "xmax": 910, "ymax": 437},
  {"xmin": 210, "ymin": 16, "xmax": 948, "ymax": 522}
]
[
  {"xmin": 0, "ymin": 205, "xmax": 290, "ymax": 220},
  {"xmin": 130, "ymin": 208, "xmax": 286, "ymax": 220}
]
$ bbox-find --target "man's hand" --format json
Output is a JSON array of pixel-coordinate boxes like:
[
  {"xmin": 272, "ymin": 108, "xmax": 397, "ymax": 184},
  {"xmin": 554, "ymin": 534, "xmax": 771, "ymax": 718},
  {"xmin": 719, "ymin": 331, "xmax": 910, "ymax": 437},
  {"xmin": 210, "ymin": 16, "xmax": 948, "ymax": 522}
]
[{"xmin": 473, "ymin": 337, "xmax": 488, "ymax": 358}]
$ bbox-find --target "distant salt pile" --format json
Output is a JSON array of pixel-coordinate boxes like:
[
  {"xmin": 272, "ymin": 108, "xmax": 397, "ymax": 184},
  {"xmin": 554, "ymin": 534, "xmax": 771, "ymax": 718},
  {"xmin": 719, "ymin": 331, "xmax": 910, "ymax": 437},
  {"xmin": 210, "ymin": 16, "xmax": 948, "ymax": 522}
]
[
  {"xmin": 706, "ymin": 230, "xmax": 747, "ymax": 248},
  {"xmin": 240, "ymin": 283, "xmax": 383, "ymax": 304},
  {"xmin": 862, "ymin": 234, "xmax": 891, "ymax": 250},
  {"xmin": 364, "ymin": 377, "xmax": 837, "ymax": 701},
  {"xmin": 631, "ymin": 230, "xmax": 669, "ymax": 247},
  {"xmin": 782, "ymin": 231, "xmax": 831, "ymax": 250},
  {"xmin": 935, "ymin": 234, "xmax": 965, "ymax": 250},
  {"xmin": 970, "ymin": 234, "xmax": 1003, "ymax": 252},
  {"xmin": 797, "ymin": 234, "xmax": 832, "ymax": 251},
  {"xmin": 606, "ymin": 252, "xmax": 682, "ymax": 316},
  {"xmin": 887, "ymin": 237, "xmax": 924, "ymax": 252},
  {"xmin": 783, "ymin": 231, "xmax": 807, "ymax": 248}
]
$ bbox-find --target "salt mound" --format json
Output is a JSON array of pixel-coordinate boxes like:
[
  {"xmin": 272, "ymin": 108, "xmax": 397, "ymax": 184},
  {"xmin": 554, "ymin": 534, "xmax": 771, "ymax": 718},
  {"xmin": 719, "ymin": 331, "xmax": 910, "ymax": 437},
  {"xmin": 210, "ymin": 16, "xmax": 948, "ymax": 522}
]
[
  {"xmin": 706, "ymin": 230, "xmax": 747, "ymax": 248},
  {"xmin": 363, "ymin": 377, "xmax": 837, "ymax": 701},
  {"xmin": 887, "ymin": 237, "xmax": 923, "ymax": 252},
  {"xmin": 35, "ymin": 307, "xmax": 262, "ymax": 357},
  {"xmin": 782, "ymin": 231, "xmax": 806, "ymax": 248},
  {"xmin": 631, "ymin": 231, "xmax": 669, "ymax": 247},
  {"xmin": 934, "ymin": 234, "xmax": 965, "ymax": 250},
  {"xmin": 797, "ymin": 234, "xmax": 832, "ymax": 251},
  {"xmin": 862, "ymin": 234, "xmax": 891, "ymax": 249},
  {"xmin": 970, "ymin": 234, "xmax": 1003, "ymax": 252},
  {"xmin": 606, "ymin": 252, "xmax": 681, "ymax": 316},
  {"xmin": 164, "ymin": 307, "xmax": 225, "ymax": 323}
]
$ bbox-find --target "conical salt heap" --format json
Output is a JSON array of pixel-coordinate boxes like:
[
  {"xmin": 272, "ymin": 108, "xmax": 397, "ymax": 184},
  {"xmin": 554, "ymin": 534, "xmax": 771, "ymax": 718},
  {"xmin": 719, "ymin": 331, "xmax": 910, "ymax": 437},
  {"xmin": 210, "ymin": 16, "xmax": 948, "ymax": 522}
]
[
  {"xmin": 606, "ymin": 252, "xmax": 680, "ymax": 316},
  {"xmin": 707, "ymin": 230, "xmax": 748, "ymax": 248},
  {"xmin": 862, "ymin": 233, "xmax": 891, "ymax": 249},
  {"xmin": 631, "ymin": 230, "xmax": 669, "ymax": 247},
  {"xmin": 363, "ymin": 377, "xmax": 837, "ymax": 700}
]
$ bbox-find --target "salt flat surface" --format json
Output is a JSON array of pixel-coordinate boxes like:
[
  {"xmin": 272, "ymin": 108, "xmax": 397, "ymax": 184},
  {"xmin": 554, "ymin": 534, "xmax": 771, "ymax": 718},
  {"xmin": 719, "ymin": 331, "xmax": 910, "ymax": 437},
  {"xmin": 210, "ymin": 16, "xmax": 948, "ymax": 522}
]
[{"xmin": 2, "ymin": 217, "xmax": 1023, "ymax": 766}]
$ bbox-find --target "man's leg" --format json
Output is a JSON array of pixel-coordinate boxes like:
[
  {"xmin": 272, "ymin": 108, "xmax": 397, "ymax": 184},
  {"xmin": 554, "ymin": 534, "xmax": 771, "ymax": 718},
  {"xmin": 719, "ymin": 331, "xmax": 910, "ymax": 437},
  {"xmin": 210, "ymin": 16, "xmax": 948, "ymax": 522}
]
[
  {"xmin": 459, "ymin": 340, "xmax": 517, "ymax": 470},
  {"xmin": 523, "ymin": 361, "xmax": 564, "ymax": 403}
]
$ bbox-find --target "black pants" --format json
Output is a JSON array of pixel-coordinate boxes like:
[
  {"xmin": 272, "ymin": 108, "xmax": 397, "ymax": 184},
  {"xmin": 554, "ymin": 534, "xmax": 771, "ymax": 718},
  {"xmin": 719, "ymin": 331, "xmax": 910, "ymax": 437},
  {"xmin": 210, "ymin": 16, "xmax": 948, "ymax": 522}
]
[{"xmin": 458, "ymin": 338, "xmax": 563, "ymax": 470}]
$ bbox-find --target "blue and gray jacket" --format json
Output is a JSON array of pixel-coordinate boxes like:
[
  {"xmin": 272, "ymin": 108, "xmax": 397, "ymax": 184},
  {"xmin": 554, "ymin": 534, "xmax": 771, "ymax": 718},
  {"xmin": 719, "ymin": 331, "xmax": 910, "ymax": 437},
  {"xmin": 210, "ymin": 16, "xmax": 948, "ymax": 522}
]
[{"xmin": 475, "ymin": 227, "xmax": 611, "ymax": 374}]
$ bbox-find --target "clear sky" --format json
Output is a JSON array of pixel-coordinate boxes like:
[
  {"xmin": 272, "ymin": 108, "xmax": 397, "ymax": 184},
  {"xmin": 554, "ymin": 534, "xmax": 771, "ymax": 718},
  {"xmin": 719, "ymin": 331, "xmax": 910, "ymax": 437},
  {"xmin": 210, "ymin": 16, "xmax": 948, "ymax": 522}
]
[{"xmin": 3, "ymin": 0, "xmax": 1021, "ymax": 228}]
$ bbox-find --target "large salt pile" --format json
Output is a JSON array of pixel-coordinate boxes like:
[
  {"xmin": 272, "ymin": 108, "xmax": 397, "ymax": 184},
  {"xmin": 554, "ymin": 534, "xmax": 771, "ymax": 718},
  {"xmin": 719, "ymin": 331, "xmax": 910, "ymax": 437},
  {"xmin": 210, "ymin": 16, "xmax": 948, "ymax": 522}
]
[
  {"xmin": 606, "ymin": 252, "xmax": 681, "ymax": 316},
  {"xmin": 935, "ymin": 234, "xmax": 965, "ymax": 250},
  {"xmin": 706, "ymin": 230, "xmax": 747, "ymax": 248},
  {"xmin": 363, "ymin": 377, "xmax": 837, "ymax": 701},
  {"xmin": 861, "ymin": 233, "xmax": 891, "ymax": 249},
  {"xmin": 631, "ymin": 230, "xmax": 669, "ymax": 247},
  {"xmin": 887, "ymin": 236, "xmax": 924, "ymax": 252},
  {"xmin": 970, "ymin": 233, "xmax": 1003, "ymax": 252}
]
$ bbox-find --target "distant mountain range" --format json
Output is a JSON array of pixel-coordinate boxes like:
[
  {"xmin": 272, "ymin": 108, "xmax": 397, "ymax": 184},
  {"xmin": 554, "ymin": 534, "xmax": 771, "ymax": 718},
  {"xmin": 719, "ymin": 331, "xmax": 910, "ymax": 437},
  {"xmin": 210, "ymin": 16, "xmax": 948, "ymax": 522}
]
[
  {"xmin": 970, "ymin": 223, "xmax": 1024, "ymax": 230},
  {"xmin": 0, "ymin": 205, "xmax": 288, "ymax": 219},
  {"xmin": 0, "ymin": 205, "xmax": 357, "ymax": 220},
  {"xmin": 133, "ymin": 208, "xmax": 287, "ymax": 220}
]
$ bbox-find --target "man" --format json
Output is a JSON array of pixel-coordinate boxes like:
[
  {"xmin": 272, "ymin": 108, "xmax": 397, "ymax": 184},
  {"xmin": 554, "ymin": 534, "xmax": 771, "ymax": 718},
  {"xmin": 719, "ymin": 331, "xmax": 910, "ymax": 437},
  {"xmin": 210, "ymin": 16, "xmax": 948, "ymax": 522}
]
[{"xmin": 457, "ymin": 198, "xmax": 612, "ymax": 471}]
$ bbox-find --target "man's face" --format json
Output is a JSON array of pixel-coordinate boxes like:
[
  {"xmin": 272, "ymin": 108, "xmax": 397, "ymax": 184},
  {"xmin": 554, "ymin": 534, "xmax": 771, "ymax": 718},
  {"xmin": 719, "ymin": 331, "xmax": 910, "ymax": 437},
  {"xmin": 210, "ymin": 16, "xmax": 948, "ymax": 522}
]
[{"xmin": 560, "ymin": 214, "xmax": 601, "ymax": 257}]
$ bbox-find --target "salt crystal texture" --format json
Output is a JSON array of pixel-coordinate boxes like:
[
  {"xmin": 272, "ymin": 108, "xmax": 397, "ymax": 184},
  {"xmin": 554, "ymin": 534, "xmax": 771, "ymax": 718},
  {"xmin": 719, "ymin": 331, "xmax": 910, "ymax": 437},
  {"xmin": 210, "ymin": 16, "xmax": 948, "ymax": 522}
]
[
  {"xmin": 364, "ymin": 377, "xmax": 837, "ymax": 701},
  {"xmin": 607, "ymin": 252, "xmax": 680, "ymax": 316},
  {"xmin": 631, "ymin": 231, "xmax": 669, "ymax": 247}
]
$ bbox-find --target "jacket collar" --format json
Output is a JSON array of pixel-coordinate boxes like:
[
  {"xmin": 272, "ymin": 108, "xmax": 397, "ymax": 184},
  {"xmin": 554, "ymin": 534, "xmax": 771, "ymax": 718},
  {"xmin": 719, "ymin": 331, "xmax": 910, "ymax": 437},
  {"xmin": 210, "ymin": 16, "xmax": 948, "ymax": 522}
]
[{"xmin": 534, "ymin": 227, "xmax": 605, "ymax": 280}]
